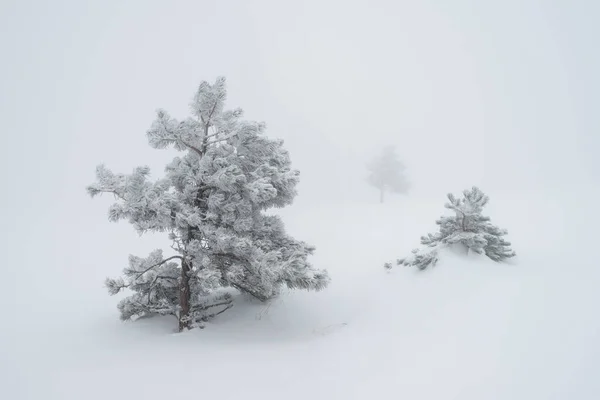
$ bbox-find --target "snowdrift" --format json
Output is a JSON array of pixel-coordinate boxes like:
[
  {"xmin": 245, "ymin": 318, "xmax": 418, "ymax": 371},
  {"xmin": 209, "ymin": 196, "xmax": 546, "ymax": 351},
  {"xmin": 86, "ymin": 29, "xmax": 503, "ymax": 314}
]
[{"xmin": 4, "ymin": 189, "xmax": 600, "ymax": 399}]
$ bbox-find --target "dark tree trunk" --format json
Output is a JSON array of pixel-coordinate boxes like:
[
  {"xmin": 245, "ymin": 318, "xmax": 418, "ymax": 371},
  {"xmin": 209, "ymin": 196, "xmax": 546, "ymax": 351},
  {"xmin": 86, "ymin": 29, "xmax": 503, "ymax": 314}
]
[{"xmin": 178, "ymin": 258, "xmax": 192, "ymax": 331}]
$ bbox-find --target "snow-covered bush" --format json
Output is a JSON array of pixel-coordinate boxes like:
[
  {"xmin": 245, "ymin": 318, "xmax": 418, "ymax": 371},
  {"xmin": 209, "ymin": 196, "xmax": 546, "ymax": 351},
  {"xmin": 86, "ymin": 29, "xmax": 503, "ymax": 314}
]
[
  {"xmin": 88, "ymin": 77, "xmax": 329, "ymax": 331},
  {"xmin": 388, "ymin": 187, "xmax": 515, "ymax": 270}
]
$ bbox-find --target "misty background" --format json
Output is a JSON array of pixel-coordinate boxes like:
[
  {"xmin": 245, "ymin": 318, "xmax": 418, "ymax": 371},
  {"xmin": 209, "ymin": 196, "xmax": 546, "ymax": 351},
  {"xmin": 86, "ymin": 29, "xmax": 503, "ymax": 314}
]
[{"xmin": 1, "ymin": 0, "xmax": 599, "ymax": 347}]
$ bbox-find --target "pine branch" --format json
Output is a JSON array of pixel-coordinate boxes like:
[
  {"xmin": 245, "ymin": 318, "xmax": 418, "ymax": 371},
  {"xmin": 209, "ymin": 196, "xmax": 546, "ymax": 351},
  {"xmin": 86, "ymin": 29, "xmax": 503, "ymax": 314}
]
[
  {"xmin": 202, "ymin": 303, "xmax": 233, "ymax": 320},
  {"xmin": 203, "ymin": 129, "xmax": 222, "ymax": 141},
  {"xmin": 178, "ymin": 139, "xmax": 204, "ymax": 157},
  {"xmin": 132, "ymin": 255, "xmax": 183, "ymax": 281},
  {"xmin": 170, "ymin": 240, "xmax": 184, "ymax": 253},
  {"xmin": 212, "ymin": 252, "xmax": 255, "ymax": 277},
  {"xmin": 228, "ymin": 281, "xmax": 269, "ymax": 302},
  {"xmin": 206, "ymin": 132, "xmax": 238, "ymax": 147},
  {"xmin": 191, "ymin": 299, "xmax": 233, "ymax": 312},
  {"xmin": 88, "ymin": 188, "xmax": 126, "ymax": 201},
  {"xmin": 199, "ymin": 100, "xmax": 220, "ymax": 143},
  {"xmin": 147, "ymin": 274, "xmax": 178, "ymax": 289},
  {"xmin": 206, "ymin": 101, "xmax": 219, "ymax": 126}
]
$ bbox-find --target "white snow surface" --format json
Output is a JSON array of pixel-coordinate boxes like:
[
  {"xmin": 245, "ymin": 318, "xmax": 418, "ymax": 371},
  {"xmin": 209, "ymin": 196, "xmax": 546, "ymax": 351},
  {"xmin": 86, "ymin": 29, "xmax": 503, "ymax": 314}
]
[{"xmin": 3, "ymin": 189, "xmax": 600, "ymax": 399}]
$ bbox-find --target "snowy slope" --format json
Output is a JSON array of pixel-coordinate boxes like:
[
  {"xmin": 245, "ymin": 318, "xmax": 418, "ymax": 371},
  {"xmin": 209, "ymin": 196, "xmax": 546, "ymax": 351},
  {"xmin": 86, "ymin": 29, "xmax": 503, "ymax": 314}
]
[{"xmin": 4, "ymin": 189, "xmax": 600, "ymax": 400}]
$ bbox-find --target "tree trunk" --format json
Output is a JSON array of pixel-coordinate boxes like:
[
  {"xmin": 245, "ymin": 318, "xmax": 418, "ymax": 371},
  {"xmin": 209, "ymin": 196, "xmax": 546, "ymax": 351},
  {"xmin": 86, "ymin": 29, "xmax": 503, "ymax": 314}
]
[
  {"xmin": 380, "ymin": 187, "xmax": 384, "ymax": 203},
  {"xmin": 178, "ymin": 258, "xmax": 192, "ymax": 331}
]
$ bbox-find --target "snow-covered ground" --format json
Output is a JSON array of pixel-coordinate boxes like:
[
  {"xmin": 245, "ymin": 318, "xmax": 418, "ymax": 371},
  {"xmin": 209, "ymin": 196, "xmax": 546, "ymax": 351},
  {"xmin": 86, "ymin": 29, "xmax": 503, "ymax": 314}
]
[{"xmin": 4, "ymin": 188, "xmax": 600, "ymax": 399}]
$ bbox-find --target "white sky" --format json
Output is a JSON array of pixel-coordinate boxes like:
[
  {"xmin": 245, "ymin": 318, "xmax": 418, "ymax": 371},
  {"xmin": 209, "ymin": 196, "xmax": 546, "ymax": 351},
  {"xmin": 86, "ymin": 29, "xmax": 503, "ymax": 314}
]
[{"xmin": 0, "ymin": 0, "xmax": 598, "ymax": 287}]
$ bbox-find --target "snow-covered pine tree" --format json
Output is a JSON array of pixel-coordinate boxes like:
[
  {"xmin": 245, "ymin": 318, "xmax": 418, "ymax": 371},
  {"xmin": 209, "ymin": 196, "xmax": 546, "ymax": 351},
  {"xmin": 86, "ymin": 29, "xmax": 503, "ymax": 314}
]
[
  {"xmin": 392, "ymin": 187, "xmax": 515, "ymax": 270},
  {"xmin": 367, "ymin": 145, "xmax": 409, "ymax": 203},
  {"xmin": 88, "ymin": 77, "xmax": 329, "ymax": 331}
]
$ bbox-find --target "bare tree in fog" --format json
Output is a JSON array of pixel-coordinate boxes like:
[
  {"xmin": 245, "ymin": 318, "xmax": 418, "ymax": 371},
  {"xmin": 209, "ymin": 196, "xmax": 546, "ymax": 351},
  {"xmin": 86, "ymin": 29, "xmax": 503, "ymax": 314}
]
[{"xmin": 367, "ymin": 145, "xmax": 410, "ymax": 203}]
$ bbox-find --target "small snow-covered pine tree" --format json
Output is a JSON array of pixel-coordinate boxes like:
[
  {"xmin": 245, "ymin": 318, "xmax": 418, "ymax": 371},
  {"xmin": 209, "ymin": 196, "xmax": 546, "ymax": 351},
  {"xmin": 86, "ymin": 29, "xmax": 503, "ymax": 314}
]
[
  {"xmin": 88, "ymin": 77, "xmax": 329, "ymax": 331},
  {"xmin": 367, "ymin": 145, "xmax": 409, "ymax": 203},
  {"xmin": 391, "ymin": 187, "xmax": 515, "ymax": 270}
]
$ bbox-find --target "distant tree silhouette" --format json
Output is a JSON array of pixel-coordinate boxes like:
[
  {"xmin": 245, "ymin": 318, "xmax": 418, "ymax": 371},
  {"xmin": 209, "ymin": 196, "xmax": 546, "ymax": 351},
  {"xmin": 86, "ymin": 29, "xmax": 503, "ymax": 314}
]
[{"xmin": 367, "ymin": 146, "xmax": 409, "ymax": 203}]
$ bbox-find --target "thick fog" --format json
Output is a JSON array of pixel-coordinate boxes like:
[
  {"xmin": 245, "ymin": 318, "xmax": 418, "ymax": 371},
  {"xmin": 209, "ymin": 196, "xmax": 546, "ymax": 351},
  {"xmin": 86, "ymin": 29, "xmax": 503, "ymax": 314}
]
[
  {"xmin": 2, "ymin": 2, "xmax": 600, "ymax": 398},
  {"xmin": 3, "ymin": 1, "xmax": 598, "ymax": 213},
  {"xmin": 1, "ymin": 0, "xmax": 599, "ymax": 338},
  {"xmin": 2, "ymin": 0, "xmax": 597, "ymax": 303}
]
